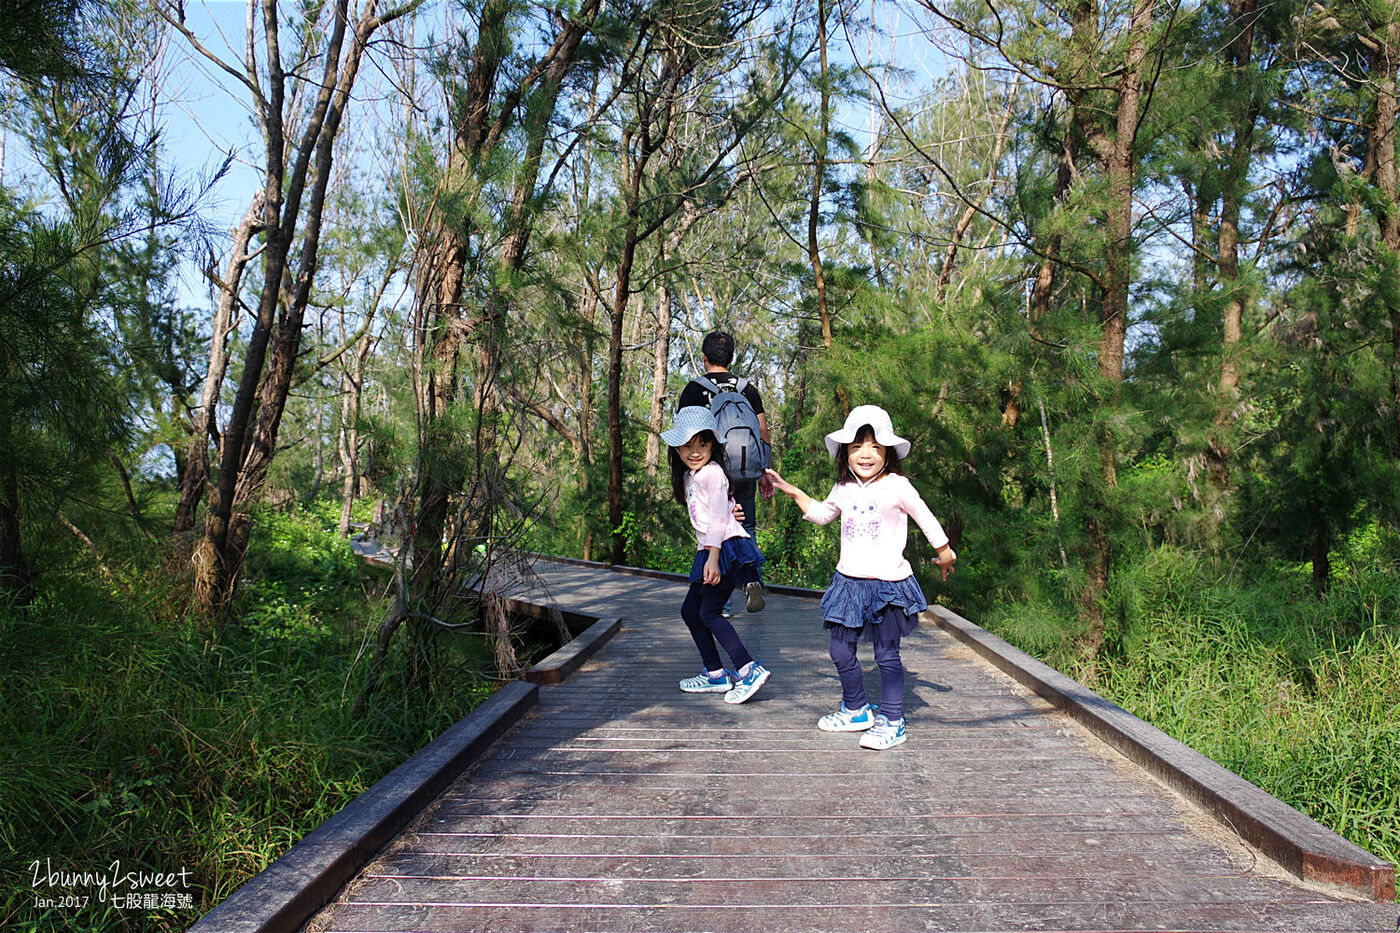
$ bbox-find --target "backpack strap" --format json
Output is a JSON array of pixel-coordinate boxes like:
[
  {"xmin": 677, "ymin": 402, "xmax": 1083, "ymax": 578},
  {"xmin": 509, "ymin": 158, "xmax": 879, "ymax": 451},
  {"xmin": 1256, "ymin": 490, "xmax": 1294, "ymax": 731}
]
[
  {"xmin": 691, "ymin": 374, "xmax": 721, "ymax": 395},
  {"xmin": 693, "ymin": 374, "xmax": 750, "ymax": 395}
]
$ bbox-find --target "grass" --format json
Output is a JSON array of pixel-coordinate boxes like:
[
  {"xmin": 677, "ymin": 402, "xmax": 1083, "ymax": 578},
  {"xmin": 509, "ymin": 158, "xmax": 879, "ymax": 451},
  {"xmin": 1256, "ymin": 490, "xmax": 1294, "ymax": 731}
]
[
  {"xmin": 988, "ymin": 544, "xmax": 1400, "ymax": 889},
  {"xmin": 1, "ymin": 505, "xmax": 502, "ymax": 932}
]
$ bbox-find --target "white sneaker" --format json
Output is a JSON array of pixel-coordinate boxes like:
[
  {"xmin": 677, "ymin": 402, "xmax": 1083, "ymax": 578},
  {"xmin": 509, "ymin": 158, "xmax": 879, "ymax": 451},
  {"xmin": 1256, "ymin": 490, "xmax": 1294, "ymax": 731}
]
[
  {"xmin": 818, "ymin": 703, "xmax": 877, "ymax": 732},
  {"xmin": 859, "ymin": 714, "xmax": 907, "ymax": 749},
  {"xmin": 723, "ymin": 661, "xmax": 770, "ymax": 704},
  {"xmin": 679, "ymin": 670, "xmax": 734, "ymax": 693}
]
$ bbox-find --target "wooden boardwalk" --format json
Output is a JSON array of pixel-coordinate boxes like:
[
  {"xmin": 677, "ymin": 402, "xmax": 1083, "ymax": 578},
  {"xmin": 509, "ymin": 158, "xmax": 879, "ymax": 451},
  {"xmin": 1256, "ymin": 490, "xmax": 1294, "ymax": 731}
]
[{"xmin": 296, "ymin": 559, "xmax": 1395, "ymax": 933}]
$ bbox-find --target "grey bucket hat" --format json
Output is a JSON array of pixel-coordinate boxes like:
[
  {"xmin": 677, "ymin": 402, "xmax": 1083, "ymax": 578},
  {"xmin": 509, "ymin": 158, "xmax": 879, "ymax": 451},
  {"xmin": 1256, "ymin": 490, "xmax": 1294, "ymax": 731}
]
[
  {"xmin": 823, "ymin": 404, "xmax": 911, "ymax": 459},
  {"xmin": 661, "ymin": 406, "xmax": 727, "ymax": 447}
]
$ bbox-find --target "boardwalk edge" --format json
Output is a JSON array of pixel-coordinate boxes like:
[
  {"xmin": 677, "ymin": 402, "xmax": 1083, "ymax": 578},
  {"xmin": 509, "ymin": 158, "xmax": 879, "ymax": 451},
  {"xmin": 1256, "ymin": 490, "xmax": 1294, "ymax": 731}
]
[
  {"xmin": 525, "ymin": 614, "xmax": 622, "ymax": 684},
  {"xmin": 928, "ymin": 604, "xmax": 1397, "ymax": 903},
  {"xmin": 186, "ymin": 680, "xmax": 539, "ymax": 933}
]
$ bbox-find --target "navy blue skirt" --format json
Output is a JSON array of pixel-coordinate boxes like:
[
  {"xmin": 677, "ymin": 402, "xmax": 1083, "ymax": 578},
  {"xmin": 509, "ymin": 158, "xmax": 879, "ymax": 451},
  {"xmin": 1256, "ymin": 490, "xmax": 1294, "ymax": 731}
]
[
  {"xmin": 821, "ymin": 571, "xmax": 927, "ymax": 643},
  {"xmin": 688, "ymin": 536, "xmax": 764, "ymax": 586}
]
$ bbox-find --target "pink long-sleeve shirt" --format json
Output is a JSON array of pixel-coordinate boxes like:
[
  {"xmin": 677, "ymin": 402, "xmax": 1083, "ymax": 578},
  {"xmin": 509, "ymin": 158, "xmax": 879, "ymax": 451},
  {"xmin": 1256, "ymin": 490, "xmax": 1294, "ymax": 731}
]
[
  {"xmin": 685, "ymin": 462, "xmax": 750, "ymax": 549},
  {"xmin": 803, "ymin": 474, "xmax": 949, "ymax": 580}
]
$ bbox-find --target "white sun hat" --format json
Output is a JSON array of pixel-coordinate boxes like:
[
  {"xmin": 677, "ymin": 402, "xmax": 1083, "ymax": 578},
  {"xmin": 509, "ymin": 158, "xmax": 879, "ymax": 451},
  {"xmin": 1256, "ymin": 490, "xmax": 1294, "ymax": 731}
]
[
  {"xmin": 824, "ymin": 404, "xmax": 911, "ymax": 459},
  {"xmin": 661, "ymin": 405, "xmax": 727, "ymax": 448}
]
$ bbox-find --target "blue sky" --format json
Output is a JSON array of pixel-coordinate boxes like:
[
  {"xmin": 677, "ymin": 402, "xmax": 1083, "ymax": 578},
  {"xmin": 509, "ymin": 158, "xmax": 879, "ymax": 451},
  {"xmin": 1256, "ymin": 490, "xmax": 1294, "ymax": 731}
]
[{"xmin": 163, "ymin": 1, "xmax": 266, "ymax": 228}]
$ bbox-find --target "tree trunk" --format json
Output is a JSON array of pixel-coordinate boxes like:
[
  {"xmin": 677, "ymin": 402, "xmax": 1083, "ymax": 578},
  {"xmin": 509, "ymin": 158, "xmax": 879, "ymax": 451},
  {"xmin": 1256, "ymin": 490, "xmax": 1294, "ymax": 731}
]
[
  {"xmin": 1310, "ymin": 515, "xmax": 1330, "ymax": 596},
  {"xmin": 1366, "ymin": 20, "xmax": 1400, "ymax": 445},
  {"xmin": 232, "ymin": 0, "xmax": 367, "ymax": 514},
  {"xmin": 577, "ymin": 288, "xmax": 599, "ymax": 557},
  {"xmin": 1208, "ymin": 0, "xmax": 1261, "ymax": 495},
  {"xmin": 405, "ymin": 0, "xmax": 598, "ymax": 591},
  {"xmin": 1069, "ymin": 0, "xmax": 1155, "ymax": 654},
  {"xmin": 0, "ymin": 469, "xmax": 32, "ymax": 604},
  {"xmin": 644, "ymin": 280, "xmax": 674, "ymax": 474},
  {"xmin": 337, "ymin": 334, "xmax": 371, "ymax": 535},
  {"xmin": 606, "ymin": 185, "xmax": 645, "ymax": 563},
  {"xmin": 808, "ymin": 0, "xmax": 831, "ymax": 351},
  {"xmin": 356, "ymin": 0, "xmax": 600, "ymax": 713},
  {"xmin": 174, "ymin": 189, "xmax": 263, "ymax": 536},
  {"xmin": 195, "ymin": 0, "xmax": 388, "ymax": 619}
]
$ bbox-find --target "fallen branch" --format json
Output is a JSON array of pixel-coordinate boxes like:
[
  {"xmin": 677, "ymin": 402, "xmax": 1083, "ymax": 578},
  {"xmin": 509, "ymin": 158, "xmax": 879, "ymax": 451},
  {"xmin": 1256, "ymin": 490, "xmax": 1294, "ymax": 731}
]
[{"xmin": 59, "ymin": 513, "xmax": 131, "ymax": 594}]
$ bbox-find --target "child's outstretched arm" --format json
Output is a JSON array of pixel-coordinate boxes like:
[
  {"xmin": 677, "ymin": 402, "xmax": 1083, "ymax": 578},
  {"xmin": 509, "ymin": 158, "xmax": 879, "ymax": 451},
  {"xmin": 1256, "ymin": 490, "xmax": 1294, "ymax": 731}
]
[
  {"xmin": 897, "ymin": 478, "xmax": 958, "ymax": 580},
  {"xmin": 764, "ymin": 468, "xmax": 816, "ymax": 513}
]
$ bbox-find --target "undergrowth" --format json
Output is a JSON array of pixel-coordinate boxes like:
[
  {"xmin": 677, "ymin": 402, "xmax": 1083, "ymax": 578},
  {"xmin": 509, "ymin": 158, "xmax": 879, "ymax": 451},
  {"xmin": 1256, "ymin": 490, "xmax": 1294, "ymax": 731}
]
[
  {"xmin": 1, "ymin": 505, "xmax": 499, "ymax": 931},
  {"xmin": 988, "ymin": 542, "xmax": 1400, "ymax": 890}
]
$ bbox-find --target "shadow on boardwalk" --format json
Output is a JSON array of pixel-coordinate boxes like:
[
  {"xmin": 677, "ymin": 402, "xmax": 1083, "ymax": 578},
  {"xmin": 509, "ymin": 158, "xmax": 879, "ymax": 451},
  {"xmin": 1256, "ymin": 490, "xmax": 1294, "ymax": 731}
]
[{"xmin": 233, "ymin": 559, "xmax": 1400, "ymax": 932}]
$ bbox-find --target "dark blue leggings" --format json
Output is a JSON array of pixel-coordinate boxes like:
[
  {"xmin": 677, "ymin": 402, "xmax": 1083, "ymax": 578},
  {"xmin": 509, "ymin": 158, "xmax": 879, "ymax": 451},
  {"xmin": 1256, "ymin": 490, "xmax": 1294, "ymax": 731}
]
[
  {"xmin": 829, "ymin": 624, "xmax": 905, "ymax": 720},
  {"xmin": 681, "ymin": 581, "xmax": 754, "ymax": 673}
]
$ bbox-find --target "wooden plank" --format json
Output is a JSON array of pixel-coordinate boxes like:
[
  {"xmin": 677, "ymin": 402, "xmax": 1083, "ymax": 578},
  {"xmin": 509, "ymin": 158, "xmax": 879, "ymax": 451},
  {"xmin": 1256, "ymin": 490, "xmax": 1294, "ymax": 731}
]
[
  {"xmin": 356, "ymin": 849, "xmax": 1257, "ymax": 879},
  {"xmin": 406, "ymin": 818, "xmax": 1204, "ymax": 846},
  {"xmin": 310, "ymin": 900, "xmax": 1394, "ymax": 933},
  {"xmin": 297, "ymin": 560, "xmax": 1396, "ymax": 933},
  {"xmin": 324, "ymin": 873, "xmax": 1357, "ymax": 906}
]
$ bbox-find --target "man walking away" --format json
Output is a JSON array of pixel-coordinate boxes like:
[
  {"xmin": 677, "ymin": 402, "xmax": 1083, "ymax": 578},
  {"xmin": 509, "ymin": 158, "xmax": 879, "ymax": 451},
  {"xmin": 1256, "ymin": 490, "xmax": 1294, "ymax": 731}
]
[{"xmin": 678, "ymin": 331, "xmax": 771, "ymax": 612}]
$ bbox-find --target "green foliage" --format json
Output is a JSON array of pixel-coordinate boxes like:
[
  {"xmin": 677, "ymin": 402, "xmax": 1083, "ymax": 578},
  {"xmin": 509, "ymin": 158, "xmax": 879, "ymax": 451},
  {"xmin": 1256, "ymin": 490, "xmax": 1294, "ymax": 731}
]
[
  {"xmin": 0, "ymin": 198, "xmax": 133, "ymax": 482},
  {"xmin": 0, "ymin": 0, "xmax": 87, "ymax": 81},
  {"xmin": 982, "ymin": 532, "xmax": 1400, "ymax": 877},
  {"xmin": 614, "ymin": 504, "xmax": 695, "ymax": 576},
  {"xmin": 0, "ymin": 506, "xmax": 494, "ymax": 932},
  {"xmin": 239, "ymin": 508, "xmax": 364, "ymax": 641}
]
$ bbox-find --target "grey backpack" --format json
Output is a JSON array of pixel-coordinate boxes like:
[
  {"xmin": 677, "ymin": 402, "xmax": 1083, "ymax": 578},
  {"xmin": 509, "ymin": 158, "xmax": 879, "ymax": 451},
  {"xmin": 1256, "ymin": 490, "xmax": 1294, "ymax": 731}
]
[{"xmin": 692, "ymin": 375, "xmax": 770, "ymax": 481}]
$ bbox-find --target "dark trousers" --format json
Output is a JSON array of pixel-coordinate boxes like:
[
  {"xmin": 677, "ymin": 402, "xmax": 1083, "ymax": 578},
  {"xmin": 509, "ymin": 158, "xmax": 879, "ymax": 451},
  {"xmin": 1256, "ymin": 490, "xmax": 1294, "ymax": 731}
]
[
  {"xmin": 731, "ymin": 479, "xmax": 757, "ymax": 538},
  {"xmin": 828, "ymin": 608, "xmax": 906, "ymax": 720},
  {"xmin": 681, "ymin": 581, "xmax": 753, "ymax": 673},
  {"xmin": 725, "ymin": 480, "xmax": 758, "ymax": 614}
]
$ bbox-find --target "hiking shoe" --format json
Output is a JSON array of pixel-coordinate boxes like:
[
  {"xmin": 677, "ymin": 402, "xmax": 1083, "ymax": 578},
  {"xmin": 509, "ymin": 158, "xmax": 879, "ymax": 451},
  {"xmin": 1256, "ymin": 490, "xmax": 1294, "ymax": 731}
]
[
  {"xmin": 745, "ymin": 581, "xmax": 766, "ymax": 612},
  {"xmin": 723, "ymin": 661, "xmax": 770, "ymax": 704},
  {"xmin": 818, "ymin": 703, "xmax": 877, "ymax": 732},
  {"xmin": 679, "ymin": 670, "xmax": 734, "ymax": 693},
  {"xmin": 859, "ymin": 714, "xmax": 907, "ymax": 749}
]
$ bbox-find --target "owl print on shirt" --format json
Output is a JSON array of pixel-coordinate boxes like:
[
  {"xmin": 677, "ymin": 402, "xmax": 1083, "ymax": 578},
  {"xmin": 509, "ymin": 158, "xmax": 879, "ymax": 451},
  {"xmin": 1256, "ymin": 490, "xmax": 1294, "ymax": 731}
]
[{"xmin": 842, "ymin": 498, "xmax": 881, "ymax": 541}]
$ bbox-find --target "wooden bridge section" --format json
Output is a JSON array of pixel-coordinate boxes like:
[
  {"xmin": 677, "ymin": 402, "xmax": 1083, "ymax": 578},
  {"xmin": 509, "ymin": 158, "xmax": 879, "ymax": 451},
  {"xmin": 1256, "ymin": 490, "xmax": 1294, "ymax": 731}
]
[{"xmin": 197, "ymin": 558, "xmax": 1396, "ymax": 933}]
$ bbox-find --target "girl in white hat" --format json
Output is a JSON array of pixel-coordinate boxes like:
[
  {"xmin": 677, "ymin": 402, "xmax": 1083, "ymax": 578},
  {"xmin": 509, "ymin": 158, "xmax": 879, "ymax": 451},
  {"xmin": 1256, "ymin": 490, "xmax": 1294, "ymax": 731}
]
[
  {"xmin": 660, "ymin": 406, "xmax": 771, "ymax": 704},
  {"xmin": 765, "ymin": 405, "xmax": 956, "ymax": 748}
]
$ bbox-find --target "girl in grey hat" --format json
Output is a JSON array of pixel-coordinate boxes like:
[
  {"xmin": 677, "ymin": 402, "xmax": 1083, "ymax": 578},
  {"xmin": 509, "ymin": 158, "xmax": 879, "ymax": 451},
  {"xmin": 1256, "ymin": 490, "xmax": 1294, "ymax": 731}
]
[
  {"xmin": 661, "ymin": 406, "xmax": 770, "ymax": 704},
  {"xmin": 766, "ymin": 405, "xmax": 956, "ymax": 748}
]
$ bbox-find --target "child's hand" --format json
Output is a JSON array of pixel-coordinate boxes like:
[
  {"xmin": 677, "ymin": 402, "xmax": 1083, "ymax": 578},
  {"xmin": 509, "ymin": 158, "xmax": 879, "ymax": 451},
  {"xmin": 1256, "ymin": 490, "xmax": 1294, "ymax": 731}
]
[
  {"xmin": 703, "ymin": 551, "xmax": 721, "ymax": 585},
  {"xmin": 764, "ymin": 468, "xmax": 796, "ymax": 496},
  {"xmin": 764, "ymin": 468, "xmax": 816, "ymax": 513},
  {"xmin": 934, "ymin": 546, "xmax": 957, "ymax": 581},
  {"xmin": 732, "ymin": 501, "xmax": 746, "ymax": 524},
  {"xmin": 758, "ymin": 472, "xmax": 775, "ymax": 500}
]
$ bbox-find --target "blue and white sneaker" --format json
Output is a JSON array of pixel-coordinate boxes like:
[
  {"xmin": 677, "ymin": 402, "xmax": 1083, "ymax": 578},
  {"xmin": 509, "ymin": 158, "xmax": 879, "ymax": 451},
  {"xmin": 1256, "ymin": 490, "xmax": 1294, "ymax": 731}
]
[
  {"xmin": 723, "ymin": 661, "xmax": 770, "ymax": 704},
  {"xmin": 859, "ymin": 714, "xmax": 907, "ymax": 749},
  {"xmin": 818, "ymin": 702, "xmax": 877, "ymax": 732},
  {"xmin": 679, "ymin": 669, "xmax": 734, "ymax": 693}
]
